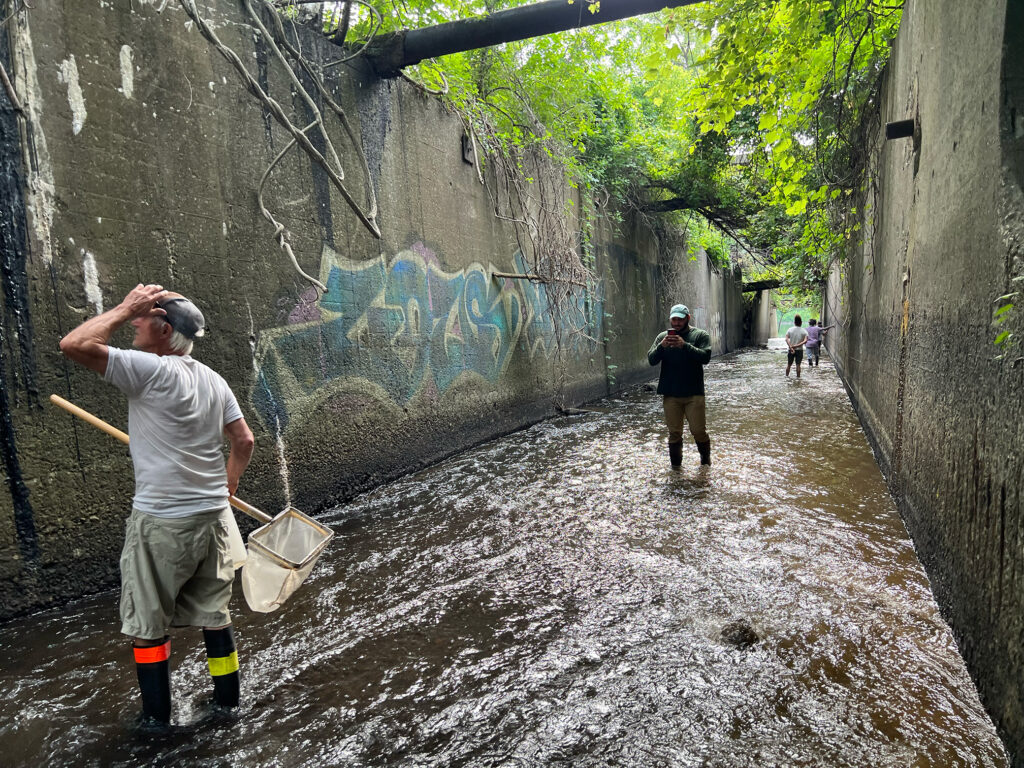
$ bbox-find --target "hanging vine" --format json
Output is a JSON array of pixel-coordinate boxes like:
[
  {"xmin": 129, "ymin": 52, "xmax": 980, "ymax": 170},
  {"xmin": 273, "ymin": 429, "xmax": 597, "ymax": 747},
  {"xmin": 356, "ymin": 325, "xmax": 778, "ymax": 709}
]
[
  {"xmin": 0, "ymin": 0, "xmax": 28, "ymax": 119},
  {"xmin": 175, "ymin": 0, "xmax": 382, "ymax": 294}
]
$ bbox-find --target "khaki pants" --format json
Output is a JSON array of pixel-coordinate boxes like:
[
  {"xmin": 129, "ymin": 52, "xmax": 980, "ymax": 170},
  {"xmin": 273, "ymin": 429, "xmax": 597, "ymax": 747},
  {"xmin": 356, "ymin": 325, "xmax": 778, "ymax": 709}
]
[
  {"xmin": 119, "ymin": 508, "xmax": 235, "ymax": 640},
  {"xmin": 663, "ymin": 395, "xmax": 708, "ymax": 443}
]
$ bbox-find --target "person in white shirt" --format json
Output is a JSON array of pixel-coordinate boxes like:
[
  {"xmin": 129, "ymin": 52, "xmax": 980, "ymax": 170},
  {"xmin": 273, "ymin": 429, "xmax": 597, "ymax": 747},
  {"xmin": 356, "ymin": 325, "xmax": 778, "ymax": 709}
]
[
  {"xmin": 59, "ymin": 283, "xmax": 254, "ymax": 727},
  {"xmin": 785, "ymin": 315, "xmax": 809, "ymax": 378}
]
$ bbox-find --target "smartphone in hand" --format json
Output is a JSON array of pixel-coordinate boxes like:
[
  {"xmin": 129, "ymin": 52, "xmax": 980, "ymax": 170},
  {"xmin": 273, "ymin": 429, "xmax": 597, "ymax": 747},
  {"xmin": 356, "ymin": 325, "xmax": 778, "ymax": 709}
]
[{"xmin": 666, "ymin": 329, "xmax": 677, "ymax": 336}]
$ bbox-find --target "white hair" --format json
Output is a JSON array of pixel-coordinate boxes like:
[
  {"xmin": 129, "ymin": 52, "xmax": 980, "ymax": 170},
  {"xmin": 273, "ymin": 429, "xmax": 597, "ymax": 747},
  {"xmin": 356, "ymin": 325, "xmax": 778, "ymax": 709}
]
[{"xmin": 166, "ymin": 327, "xmax": 194, "ymax": 356}]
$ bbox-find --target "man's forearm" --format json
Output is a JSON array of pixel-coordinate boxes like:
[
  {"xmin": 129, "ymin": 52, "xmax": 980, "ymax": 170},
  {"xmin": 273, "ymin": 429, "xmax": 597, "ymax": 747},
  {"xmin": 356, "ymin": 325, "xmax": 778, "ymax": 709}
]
[
  {"xmin": 682, "ymin": 340, "xmax": 713, "ymax": 364},
  {"xmin": 225, "ymin": 418, "xmax": 256, "ymax": 496},
  {"xmin": 63, "ymin": 304, "xmax": 132, "ymax": 347},
  {"xmin": 59, "ymin": 284, "xmax": 168, "ymax": 373},
  {"xmin": 58, "ymin": 304, "xmax": 133, "ymax": 372},
  {"xmin": 647, "ymin": 339, "xmax": 664, "ymax": 365},
  {"xmin": 226, "ymin": 448, "xmax": 254, "ymax": 494}
]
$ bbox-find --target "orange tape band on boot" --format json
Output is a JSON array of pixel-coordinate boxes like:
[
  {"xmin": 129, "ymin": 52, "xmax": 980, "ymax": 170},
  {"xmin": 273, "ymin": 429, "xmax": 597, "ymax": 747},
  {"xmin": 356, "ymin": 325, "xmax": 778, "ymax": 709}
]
[{"xmin": 133, "ymin": 641, "xmax": 171, "ymax": 664}]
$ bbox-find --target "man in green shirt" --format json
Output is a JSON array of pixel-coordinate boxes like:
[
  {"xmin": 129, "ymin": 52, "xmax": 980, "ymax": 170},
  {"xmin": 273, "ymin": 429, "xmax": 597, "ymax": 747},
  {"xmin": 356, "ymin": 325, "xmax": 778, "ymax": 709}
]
[{"xmin": 647, "ymin": 304, "xmax": 713, "ymax": 467}]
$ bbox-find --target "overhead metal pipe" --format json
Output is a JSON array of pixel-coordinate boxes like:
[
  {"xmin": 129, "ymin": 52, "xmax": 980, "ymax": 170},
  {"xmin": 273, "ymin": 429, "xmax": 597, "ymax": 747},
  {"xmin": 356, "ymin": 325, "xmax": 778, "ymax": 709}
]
[{"xmin": 364, "ymin": 0, "xmax": 704, "ymax": 76}]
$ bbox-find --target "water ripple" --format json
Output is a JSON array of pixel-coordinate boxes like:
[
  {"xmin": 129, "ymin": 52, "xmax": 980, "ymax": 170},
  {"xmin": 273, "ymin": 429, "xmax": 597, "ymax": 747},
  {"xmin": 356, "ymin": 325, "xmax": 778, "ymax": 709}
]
[{"xmin": 0, "ymin": 350, "xmax": 1008, "ymax": 766}]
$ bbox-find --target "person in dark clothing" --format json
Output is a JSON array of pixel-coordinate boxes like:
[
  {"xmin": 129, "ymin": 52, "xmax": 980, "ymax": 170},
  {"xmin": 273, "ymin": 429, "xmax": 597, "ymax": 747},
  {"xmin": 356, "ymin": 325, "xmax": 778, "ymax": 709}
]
[{"xmin": 647, "ymin": 303, "xmax": 713, "ymax": 467}]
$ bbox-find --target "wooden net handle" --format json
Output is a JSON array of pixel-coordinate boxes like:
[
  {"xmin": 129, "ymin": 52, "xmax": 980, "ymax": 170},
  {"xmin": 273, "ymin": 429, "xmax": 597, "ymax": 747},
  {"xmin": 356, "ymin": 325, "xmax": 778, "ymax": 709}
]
[{"xmin": 49, "ymin": 393, "xmax": 272, "ymax": 524}]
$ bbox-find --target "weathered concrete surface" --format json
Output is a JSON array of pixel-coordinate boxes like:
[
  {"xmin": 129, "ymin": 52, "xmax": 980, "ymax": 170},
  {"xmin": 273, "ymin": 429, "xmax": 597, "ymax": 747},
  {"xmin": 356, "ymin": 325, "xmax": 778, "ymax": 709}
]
[
  {"xmin": 825, "ymin": 0, "xmax": 1024, "ymax": 760},
  {"xmin": 0, "ymin": 1, "xmax": 746, "ymax": 616},
  {"xmin": 652, "ymin": 228, "xmax": 747, "ymax": 354},
  {"xmin": 743, "ymin": 289, "xmax": 776, "ymax": 347},
  {"xmin": 592, "ymin": 214, "xmax": 751, "ymax": 388}
]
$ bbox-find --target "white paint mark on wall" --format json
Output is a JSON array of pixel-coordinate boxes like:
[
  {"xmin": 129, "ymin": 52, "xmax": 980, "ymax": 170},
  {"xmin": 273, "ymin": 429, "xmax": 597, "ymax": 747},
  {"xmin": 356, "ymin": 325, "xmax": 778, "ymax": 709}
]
[
  {"xmin": 13, "ymin": 16, "xmax": 57, "ymax": 265},
  {"xmin": 247, "ymin": 300, "xmax": 292, "ymax": 505},
  {"xmin": 81, "ymin": 250, "xmax": 103, "ymax": 314},
  {"xmin": 119, "ymin": 46, "xmax": 135, "ymax": 99},
  {"xmin": 57, "ymin": 55, "xmax": 87, "ymax": 135}
]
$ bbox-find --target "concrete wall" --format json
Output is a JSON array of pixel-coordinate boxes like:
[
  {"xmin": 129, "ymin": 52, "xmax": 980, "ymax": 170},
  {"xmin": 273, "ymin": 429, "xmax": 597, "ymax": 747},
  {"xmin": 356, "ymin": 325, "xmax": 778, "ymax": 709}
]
[
  {"xmin": 743, "ymin": 290, "xmax": 777, "ymax": 347},
  {"xmin": 824, "ymin": 0, "xmax": 1024, "ymax": 760},
  {"xmin": 655, "ymin": 239, "xmax": 746, "ymax": 355},
  {"xmin": 0, "ymin": 1, "xmax": 746, "ymax": 616}
]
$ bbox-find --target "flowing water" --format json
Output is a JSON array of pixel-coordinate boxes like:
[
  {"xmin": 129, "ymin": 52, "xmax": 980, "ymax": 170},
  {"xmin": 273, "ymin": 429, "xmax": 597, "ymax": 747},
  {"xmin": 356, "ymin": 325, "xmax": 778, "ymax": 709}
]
[{"xmin": 0, "ymin": 349, "xmax": 1009, "ymax": 767}]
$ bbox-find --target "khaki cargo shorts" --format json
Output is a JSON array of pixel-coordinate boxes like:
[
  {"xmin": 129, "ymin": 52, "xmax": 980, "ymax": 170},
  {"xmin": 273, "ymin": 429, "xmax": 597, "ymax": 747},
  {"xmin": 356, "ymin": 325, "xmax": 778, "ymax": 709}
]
[{"xmin": 119, "ymin": 507, "xmax": 235, "ymax": 640}]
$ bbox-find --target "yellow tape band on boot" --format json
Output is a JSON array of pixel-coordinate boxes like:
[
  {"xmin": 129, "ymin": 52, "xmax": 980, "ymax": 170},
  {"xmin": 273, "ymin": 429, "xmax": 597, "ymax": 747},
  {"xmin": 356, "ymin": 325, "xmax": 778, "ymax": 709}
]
[{"xmin": 207, "ymin": 651, "xmax": 239, "ymax": 677}]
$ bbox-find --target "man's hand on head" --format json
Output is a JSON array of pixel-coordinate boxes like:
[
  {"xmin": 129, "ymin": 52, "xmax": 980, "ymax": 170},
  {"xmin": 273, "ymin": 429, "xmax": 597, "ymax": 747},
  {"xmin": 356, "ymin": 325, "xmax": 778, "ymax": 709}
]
[
  {"xmin": 59, "ymin": 283, "xmax": 168, "ymax": 374},
  {"xmin": 121, "ymin": 284, "xmax": 169, "ymax": 320}
]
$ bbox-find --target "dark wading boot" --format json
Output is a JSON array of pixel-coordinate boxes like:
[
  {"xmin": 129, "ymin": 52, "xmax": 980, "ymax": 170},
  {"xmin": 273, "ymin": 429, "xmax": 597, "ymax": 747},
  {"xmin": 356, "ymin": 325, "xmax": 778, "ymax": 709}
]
[
  {"xmin": 696, "ymin": 439, "xmax": 711, "ymax": 466},
  {"xmin": 669, "ymin": 440, "xmax": 683, "ymax": 468},
  {"xmin": 134, "ymin": 638, "xmax": 172, "ymax": 726}
]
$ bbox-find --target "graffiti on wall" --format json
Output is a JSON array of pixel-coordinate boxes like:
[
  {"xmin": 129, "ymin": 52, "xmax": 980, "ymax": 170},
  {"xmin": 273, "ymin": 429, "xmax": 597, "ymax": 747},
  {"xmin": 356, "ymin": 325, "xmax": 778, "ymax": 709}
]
[{"xmin": 252, "ymin": 242, "xmax": 601, "ymax": 432}]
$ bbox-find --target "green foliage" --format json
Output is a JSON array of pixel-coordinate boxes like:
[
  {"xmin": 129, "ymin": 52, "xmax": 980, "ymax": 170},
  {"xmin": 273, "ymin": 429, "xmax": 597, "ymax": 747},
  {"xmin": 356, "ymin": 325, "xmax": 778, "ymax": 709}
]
[
  {"xmin": 656, "ymin": 0, "xmax": 903, "ymax": 287},
  {"xmin": 325, "ymin": 0, "xmax": 903, "ymax": 284},
  {"xmin": 683, "ymin": 216, "xmax": 732, "ymax": 269},
  {"xmin": 992, "ymin": 278, "xmax": 1023, "ymax": 355}
]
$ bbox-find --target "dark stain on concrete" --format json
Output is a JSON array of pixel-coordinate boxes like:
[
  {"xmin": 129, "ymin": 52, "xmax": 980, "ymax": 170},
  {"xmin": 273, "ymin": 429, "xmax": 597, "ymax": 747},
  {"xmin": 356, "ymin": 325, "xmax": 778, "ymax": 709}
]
[
  {"xmin": 255, "ymin": 29, "xmax": 274, "ymax": 149},
  {"xmin": 293, "ymin": 66, "xmax": 335, "ymax": 250},
  {"xmin": 0, "ymin": 339, "xmax": 36, "ymax": 561},
  {"xmin": 0, "ymin": 93, "xmax": 38, "ymax": 405},
  {"xmin": 0, "ymin": 31, "xmax": 38, "ymax": 561},
  {"xmin": 355, "ymin": 73, "xmax": 391, "ymax": 203}
]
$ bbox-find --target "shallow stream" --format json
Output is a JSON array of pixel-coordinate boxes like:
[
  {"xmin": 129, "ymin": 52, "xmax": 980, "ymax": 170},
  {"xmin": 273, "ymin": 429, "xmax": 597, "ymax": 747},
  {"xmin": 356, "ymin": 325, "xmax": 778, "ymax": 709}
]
[{"xmin": 0, "ymin": 349, "xmax": 1008, "ymax": 766}]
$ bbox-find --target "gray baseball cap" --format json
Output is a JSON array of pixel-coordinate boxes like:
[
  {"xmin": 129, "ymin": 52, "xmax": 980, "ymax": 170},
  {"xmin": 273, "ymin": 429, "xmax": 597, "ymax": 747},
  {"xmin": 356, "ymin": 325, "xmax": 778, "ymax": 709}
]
[
  {"xmin": 669, "ymin": 304, "xmax": 689, "ymax": 320},
  {"xmin": 157, "ymin": 293, "xmax": 206, "ymax": 339}
]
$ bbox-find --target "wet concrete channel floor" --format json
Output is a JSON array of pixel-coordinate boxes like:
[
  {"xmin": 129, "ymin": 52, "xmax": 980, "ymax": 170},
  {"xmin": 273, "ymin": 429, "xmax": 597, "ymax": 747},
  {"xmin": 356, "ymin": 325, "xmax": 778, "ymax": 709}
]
[{"xmin": 0, "ymin": 348, "xmax": 1009, "ymax": 766}]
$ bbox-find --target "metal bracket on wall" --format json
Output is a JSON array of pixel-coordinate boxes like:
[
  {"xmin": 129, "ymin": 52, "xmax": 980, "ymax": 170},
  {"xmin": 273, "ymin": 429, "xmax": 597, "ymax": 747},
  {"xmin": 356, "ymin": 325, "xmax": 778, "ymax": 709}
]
[
  {"xmin": 492, "ymin": 271, "xmax": 546, "ymax": 283},
  {"xmin": 885, "ymin": 119, "xmax": 916, "ymax": 140},
  {"xmin": 491, "ymin": 271, "xmax": 590, "ymax": 288}
]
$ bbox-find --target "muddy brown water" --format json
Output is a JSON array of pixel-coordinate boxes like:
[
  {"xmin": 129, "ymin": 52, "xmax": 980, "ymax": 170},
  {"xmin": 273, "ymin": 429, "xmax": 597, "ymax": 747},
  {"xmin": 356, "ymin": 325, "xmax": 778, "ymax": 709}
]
[{"xmin": 0, "ymin": 349, "xmax": 1009, "ymax": 766}]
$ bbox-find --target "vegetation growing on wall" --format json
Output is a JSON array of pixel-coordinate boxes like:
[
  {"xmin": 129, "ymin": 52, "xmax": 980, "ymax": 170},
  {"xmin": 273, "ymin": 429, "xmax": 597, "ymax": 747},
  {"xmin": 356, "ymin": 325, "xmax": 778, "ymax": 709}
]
[
  {"xmin": 993, "ymin": 279, "xmax": 1021, "ymax": 360},
  {"xmin": 666, "ymin": 0, "xmax": 904, "ymax": 296},
  {"xmin": 319, "ymin": 0, "xmax": 902, "ymax": 299},
  {"xmin": 175, "ymin": 0, "xmax": 385, "ymax": 296}
]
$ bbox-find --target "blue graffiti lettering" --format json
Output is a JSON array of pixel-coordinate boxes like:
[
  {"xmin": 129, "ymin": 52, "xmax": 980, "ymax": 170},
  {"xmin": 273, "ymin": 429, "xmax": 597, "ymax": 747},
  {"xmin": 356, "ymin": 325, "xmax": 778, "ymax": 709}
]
[{"xmin": 251, "ymin": 243, "xmax": 601, "ymax": 432}]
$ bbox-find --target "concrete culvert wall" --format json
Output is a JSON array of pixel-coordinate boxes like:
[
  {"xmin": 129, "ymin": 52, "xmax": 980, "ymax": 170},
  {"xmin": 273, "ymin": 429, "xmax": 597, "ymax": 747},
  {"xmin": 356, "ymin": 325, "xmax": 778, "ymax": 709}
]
[
  {"xmin": 826, "ymin": 0, "xmax": 1024, "ymax": 760},
  {"xmin": 0, "ymin": 0, "xmax": 747, "ymax": 617}
]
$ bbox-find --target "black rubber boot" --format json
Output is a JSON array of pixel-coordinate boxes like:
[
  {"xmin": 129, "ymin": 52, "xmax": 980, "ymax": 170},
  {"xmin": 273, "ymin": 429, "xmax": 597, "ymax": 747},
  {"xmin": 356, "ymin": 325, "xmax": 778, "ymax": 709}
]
[
  {"xmin": 696, "ymin": 439, "xmax": 711, "ymax": 466},
  {"xmin": 668, "ymin": 440, "xmax": 683, "ymax": 468},
  {"xmin": 203, "ymin": 626, "xmax": 240, "ymax": 708},
  {"xmin": 134, "ymin": 637, "xmax": 171, "ymax": 724}
]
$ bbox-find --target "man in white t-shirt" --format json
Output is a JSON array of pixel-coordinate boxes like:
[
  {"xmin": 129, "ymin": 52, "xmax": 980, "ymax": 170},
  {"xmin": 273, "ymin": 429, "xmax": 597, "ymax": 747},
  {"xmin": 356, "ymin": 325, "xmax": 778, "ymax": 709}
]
[
  {"xmin": 59, "ymin": 283, "xmax": 254, "ymax": 726},
  {"xmin": 785, "ymin": 314, "xmax": 809, "ymax": 378}
]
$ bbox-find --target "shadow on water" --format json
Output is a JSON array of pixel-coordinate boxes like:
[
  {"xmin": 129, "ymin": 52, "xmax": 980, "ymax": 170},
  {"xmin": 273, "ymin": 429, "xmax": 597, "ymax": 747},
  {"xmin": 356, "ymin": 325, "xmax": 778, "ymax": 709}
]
[{"xmin": 0, "ymin": 349, "xmax": 1009, "ymax": 766}]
